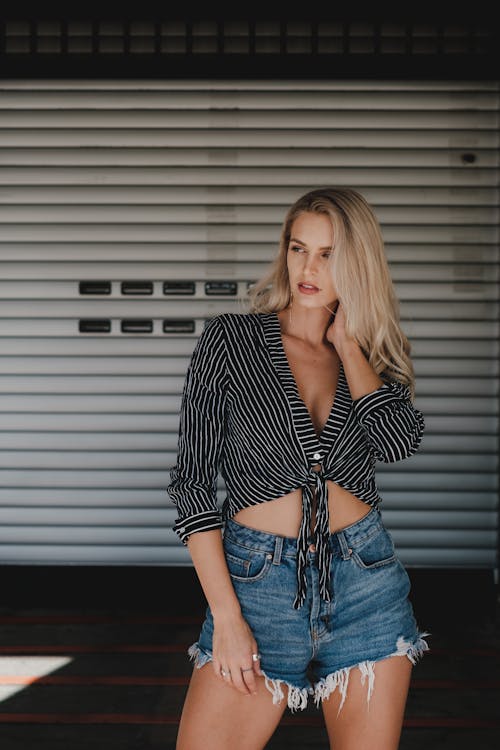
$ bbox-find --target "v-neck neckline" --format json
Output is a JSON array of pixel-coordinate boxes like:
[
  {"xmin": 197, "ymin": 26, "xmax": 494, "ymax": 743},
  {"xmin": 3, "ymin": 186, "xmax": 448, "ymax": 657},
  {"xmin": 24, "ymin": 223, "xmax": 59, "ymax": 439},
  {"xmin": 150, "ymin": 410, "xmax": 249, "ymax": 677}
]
[{"xmin": 260, "ymin": 311, "xmax": 351, "ymax": 453}]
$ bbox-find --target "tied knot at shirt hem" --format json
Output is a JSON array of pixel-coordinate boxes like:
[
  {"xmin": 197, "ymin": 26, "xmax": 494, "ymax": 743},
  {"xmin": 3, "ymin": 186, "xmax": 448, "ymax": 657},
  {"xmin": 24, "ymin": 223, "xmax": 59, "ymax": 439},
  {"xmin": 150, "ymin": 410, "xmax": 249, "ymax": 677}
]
[{"xmin": 293, "ymin": 467, "xmax": 333, "ymax": 610}]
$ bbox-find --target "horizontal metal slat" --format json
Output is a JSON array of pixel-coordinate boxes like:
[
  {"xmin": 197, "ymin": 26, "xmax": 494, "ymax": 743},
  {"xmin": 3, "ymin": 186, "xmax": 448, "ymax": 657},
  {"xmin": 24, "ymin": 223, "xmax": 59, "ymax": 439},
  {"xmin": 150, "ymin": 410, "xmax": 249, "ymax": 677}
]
[
  {"xmin": 0, "ymin": 166, "xmax": 497, "ymax": 186},
  {"xmin": 1, "ymin": 90, "xmax": 498, "ymax": 110},
  {"xmin": 0, "ymin": 355, "xmax": 495, "ymax": 378},
  {"xmin": 0, "ymin": 433, "xmax": 176, "ymax": 450},
  {"xmin": 0, "ymin": 413, "xmax": 178, "ymax": 430},
  {"xmin": 381, "ymin": 492, "xmax": 498, "ymax": 511},
  {"xmin": 0, "ymin": 266, "xmax": 499, "ymax": 287},
  {"xmin": 0, "ymin": 507, "xmax": 173, "ymax": 524},
  {"xmin": 0, "ymin": 430, "xmax": 494, "ymax": 452},
  {"xmin": 0, "ymin": 507, "xmax": 497, "ymax": 530},
  {"xmin": 0, "ymin": 320, "xmax": 496, "ymax": 341},
  {"xmin": 0, "ymin": 543, "xmax": 493, "ymax": 566},
  {"xmin": 0, "ymin": 470, "xmax": 498, "ymax": 497},
  {"xmin": 0, "ymin": 525, "xmax": 495, "ymax": 551},
  {"xmin": 0, "ymin": 204, "xmax": 498, "ymax": 224},
  {"xmin": 0, "ymin": 375, "xmax": 496, "ymax": 397},
  {"xmin": 389, "ymin": 549, "xmax": 496, "ymax": 565},
  {"xmin": 0, "ymin": 451, "xmax": 495, "ymax": 473},
  {"xmin": 0, "ymin": 225, "xmax": 497, "ymax": 244},
  {"xmin": 0, "ymin": 356, "xmax": 188, "ymax": 374},
  {"xmin": 0, "ymin": 544, "xmax": 191, "ymax": 564},
  {"xmin": 1, "ymin": 148, "xmax": 498, "ymax": 168},
  {"xmin": 379, "ymin": 471, "xmax": 497, "ymax": 491},
  {"xmin": 0, "ymin": 375, "xmax": 184, "ymax": 392},
  {"xmin": 1, "ymin": 129, "xmax": 498, "ymax": 149},
  {"xmin": 0, "ymin": 451, "xmax": 178, "ymax": 470},
  {"xmin": 0, "ymin": 487, "xmax": 172, "ymax": 505},
  {"xmin": 0, "ymin": 242, "xmax": 498, "ymax": 264},
  {"xmin": 0, "ymin": 487, "xmax": 495, "ymax": 511},
  {"xmin": 0, "ymin": 488, "xmax": 492, "ymax": 516},
  {"xmin": 0, "ymin": 394, "xmax": 182, "ymax": 411},
  {"xmin": 0, "ymin": 469, "xmax": 172, "ymax": 486},
  {"xmin": 0, "ymin": 110, "xmax": 498, "ymax": 129},
  {"xmin": 0, "ymin": 299, "xmax": 497, "ymax": 318},
  {"xmin": 0, "ymin": 334, "xmax": 496, "ymax": 358},
  {"xmin": 0, "ymin": 185, "xmax": 498, "ymax": 206},
  {"xmin": 411, "ymin": 415, "xmax": 498, "ymax": 433},
  {"xmin": 1, "ymin": 81, "xmax": 496, "ymax": 92}
]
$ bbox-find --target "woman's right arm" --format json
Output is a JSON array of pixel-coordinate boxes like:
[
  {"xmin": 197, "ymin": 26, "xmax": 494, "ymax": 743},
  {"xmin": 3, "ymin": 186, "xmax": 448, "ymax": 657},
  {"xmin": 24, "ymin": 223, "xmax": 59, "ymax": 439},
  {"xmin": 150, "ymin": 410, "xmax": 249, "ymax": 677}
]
[
  {"xmin": 166, "ymin": 316, "xmax": 262, "ymax": 696},
  {"xmin": 187, "ymin": 529, "xmax": 264, "ymax": 695}
]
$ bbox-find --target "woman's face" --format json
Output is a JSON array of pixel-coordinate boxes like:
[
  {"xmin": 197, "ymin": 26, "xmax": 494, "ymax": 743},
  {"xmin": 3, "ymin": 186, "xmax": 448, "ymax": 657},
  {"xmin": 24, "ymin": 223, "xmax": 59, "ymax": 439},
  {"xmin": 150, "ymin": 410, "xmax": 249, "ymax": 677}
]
[{"xmin": 286, "ymin": 211, "xmax": 338, "ymax": 309}]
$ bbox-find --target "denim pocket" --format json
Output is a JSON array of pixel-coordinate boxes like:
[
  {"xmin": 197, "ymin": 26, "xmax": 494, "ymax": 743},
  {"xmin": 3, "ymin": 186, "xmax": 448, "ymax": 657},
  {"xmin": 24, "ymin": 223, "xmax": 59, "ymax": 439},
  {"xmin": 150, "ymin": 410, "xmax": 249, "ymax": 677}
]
[
  {"xmin": 350, "ymin": 525, "xmax": 397, "ymax": 570},
  {"xmin": 223, "ymin": 539, "xmax": 273, "ymax": 582}
]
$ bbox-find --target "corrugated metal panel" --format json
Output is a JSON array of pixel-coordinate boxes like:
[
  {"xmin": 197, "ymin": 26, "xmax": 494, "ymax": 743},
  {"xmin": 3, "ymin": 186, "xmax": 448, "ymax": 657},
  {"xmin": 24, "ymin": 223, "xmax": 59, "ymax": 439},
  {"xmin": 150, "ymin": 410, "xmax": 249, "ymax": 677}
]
[{"xmin": 0, "ymin": 80, "xmax": 498, "ymax": 568}]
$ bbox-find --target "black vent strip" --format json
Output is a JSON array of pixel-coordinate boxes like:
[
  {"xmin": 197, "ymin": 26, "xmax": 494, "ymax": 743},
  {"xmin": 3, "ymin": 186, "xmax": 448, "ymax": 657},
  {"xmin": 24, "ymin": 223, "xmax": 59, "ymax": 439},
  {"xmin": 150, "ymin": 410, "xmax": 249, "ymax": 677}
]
[
  {"xmin": 204, "ymin": 281, "xmax": 237, "ymax": 296},
  {"xmin": 121, "ymin": 318, "xmax": 153, "ymax": 333},
  {"xmin": 163, "ymin": 281, "xmax": 196, "ymax": 295},
  {"xmin": 79, "ymin": 281, "xmax": 112, "ymax": 295},
  {"xmin": 163, "ymin": 318, "xmax": 196, "ymax": 334},
  {"xmin": 79, "ymin": 318, "xmax": 111, "ymax": 333},
  {"xmin": 78, "ymin": 318, "xmax": 198, "ymax": 334},
  {"xmin": 121, "ymin": 281, "xmax": 154, "ymax": 295}
]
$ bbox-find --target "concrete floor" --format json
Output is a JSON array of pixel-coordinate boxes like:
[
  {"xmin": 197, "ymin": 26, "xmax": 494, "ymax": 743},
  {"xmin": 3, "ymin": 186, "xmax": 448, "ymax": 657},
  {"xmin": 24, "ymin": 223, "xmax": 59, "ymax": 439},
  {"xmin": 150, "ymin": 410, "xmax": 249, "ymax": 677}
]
[{"xmin": 0, "ymin": 566, "xmax": 498, "ymax": 749}]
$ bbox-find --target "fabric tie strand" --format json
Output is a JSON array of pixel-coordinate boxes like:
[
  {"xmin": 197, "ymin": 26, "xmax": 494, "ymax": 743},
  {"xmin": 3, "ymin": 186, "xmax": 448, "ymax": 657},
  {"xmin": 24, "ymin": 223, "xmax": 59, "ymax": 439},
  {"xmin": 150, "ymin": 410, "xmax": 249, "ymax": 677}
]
[{"xmin": 292, "ymin": 469, "xmax": 332, "ymax": 610}]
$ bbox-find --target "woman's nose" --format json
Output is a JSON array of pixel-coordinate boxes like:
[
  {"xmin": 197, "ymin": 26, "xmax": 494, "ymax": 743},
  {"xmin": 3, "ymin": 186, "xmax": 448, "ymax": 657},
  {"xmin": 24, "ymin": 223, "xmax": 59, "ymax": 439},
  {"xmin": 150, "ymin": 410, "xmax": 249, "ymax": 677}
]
[{"xmin": 303, "ymin": 254, "xmax": 320, "ymax": 273}]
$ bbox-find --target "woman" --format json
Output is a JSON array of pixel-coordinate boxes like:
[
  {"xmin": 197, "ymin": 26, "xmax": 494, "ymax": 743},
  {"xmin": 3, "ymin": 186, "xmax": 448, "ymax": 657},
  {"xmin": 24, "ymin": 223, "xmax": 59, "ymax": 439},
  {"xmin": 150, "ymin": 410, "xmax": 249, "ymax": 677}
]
[{"xmin": 167, "ymin": 187, "xmax": 430, "ymax": 750}]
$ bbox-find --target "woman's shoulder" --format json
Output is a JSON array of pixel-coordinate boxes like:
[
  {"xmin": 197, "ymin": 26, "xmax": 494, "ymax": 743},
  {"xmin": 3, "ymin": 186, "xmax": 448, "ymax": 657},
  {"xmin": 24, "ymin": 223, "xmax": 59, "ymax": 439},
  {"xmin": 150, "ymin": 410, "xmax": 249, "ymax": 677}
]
[{"xmin": 213, "ymin": 311, "xmax": 265, "ymax": 332}]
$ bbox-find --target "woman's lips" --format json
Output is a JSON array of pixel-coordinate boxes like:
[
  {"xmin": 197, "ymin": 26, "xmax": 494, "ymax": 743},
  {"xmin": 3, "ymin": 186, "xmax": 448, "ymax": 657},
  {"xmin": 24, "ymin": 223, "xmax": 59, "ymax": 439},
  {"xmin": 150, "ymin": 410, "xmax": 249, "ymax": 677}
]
[{"xmin": 298, "ymin": 283, "xmax": 320, "ymax": 294}]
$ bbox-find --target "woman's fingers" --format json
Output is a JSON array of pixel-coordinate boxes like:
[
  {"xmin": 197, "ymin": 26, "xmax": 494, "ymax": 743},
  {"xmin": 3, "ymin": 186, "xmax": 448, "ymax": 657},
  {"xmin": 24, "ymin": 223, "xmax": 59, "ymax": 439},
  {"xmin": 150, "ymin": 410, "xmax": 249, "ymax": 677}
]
[
  {"xmin": 252, "ymin": 647, "xmax": 264, "ymax": 676},
  {"xmin": 228, "ymin": 658, "xmax": 252, "ymax": 695},
  {"xmin": 241, "ymin": 665, "xmax": 258, "ymax": 695},
  {"xmin": 212, "ymin": 622, "xmax": 263, "ymax": 695}
]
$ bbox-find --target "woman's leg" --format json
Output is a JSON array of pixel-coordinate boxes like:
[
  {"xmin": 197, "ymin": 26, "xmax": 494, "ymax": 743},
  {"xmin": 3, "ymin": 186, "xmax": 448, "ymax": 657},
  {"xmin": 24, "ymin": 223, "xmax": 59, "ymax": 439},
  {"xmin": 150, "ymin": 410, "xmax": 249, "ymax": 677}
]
[
  {"xmin": 176, "ymin": 662, "xmax": 289, "ymax": 750},
  {"xmin": 320, "ymin": 654, "xmax": 413, "ymax": 750}
]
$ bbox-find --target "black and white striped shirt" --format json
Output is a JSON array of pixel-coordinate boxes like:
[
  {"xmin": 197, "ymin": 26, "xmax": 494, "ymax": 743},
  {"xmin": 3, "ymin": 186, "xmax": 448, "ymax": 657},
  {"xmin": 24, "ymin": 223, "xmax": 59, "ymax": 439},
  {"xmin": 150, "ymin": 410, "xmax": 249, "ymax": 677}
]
[{"xmin": 166, "ymin": 311, "xmax": 425, "ymax": 610}]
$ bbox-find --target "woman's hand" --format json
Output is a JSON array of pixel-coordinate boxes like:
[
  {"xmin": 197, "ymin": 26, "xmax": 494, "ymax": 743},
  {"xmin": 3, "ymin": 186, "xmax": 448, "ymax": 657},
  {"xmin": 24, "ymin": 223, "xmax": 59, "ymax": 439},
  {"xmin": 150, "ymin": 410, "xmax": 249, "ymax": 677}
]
[
  {"xmin": 212, "ymin": 612, "xmax": 264, "ymax": 696},
  {"xmin": 324, "ymin": 301, "xmax": 356, "ymax": 354}
]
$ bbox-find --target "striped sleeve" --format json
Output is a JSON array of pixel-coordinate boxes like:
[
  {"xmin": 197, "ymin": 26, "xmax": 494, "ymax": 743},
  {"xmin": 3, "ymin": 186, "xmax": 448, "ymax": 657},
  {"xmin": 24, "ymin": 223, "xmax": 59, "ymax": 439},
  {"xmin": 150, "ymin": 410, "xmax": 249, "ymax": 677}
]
[
  {"xmin": 166, "ymin": 316, "xmax": 228, "ymax": 545},
  {"xmin": 351, "ymin": 378, "xmax": 425, "ymax": 463}
]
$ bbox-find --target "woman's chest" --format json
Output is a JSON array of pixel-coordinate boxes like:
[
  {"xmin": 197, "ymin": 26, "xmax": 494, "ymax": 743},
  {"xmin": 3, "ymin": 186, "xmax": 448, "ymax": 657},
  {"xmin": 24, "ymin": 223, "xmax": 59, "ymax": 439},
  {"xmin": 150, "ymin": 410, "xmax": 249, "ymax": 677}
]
[{"xmin": 281, "ymin": 335, "xmax": 341, "ymax": 438}]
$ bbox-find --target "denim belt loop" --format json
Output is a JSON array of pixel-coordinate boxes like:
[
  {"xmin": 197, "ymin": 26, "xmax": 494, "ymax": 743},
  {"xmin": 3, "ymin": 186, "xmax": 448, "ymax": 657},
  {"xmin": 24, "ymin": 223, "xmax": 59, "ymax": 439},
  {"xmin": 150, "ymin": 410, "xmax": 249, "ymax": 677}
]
[
  {"xmin": 337, "ymin": 531, "xmax": 353, "ymax": 561},
  {"xmin": 272, "ymin": 535, "xmax": 284, "ymax": 566}
]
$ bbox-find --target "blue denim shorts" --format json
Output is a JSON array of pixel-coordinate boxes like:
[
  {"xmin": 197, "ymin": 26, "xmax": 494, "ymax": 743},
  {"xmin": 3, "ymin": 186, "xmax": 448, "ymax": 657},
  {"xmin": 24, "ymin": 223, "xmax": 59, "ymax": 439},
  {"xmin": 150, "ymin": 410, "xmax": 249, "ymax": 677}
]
[{"xmin": 187, "ymin": 505, "xmax": 431, "ymax": 713}]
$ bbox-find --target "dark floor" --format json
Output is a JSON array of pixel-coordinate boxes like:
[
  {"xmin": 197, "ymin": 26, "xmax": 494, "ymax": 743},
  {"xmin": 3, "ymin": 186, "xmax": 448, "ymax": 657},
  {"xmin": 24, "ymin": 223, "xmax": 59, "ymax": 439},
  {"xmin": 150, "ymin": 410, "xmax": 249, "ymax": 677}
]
[{"xmin": 0, "ymin": 566, "xmax": 499, "ymax": 749}]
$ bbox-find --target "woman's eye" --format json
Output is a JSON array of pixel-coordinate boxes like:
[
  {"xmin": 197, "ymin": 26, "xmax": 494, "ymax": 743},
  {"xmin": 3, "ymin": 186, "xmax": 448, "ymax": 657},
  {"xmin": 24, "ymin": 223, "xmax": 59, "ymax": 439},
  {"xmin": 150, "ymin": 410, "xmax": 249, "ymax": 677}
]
[{"xmin": 290, "ymin": 245, "xmax": 303, "ymax": 253}]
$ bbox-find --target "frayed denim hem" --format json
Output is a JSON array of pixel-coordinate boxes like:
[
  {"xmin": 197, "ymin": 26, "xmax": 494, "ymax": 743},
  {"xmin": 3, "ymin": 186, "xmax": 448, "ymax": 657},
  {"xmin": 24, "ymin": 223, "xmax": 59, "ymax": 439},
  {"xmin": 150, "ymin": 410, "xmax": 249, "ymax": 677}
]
[
  {"xmin": 312, "ymin": 630, "xmax": 431, "ymax": 716},
  {"xmin": 187, "ymin": 630, "xmax": 431, "ymax": 716},
  {"xmin": 187, "ymin": 641, "xmax": 313, "ymax": 713}
]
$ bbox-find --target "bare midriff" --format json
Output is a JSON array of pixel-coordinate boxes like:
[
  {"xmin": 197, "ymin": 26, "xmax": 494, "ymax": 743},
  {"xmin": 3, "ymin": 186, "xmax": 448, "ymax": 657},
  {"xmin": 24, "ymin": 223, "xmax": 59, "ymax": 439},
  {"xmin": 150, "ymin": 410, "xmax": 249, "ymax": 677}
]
[{"xmin": 232, "ymin": 464, "xmax": 371, "ymax": 538}]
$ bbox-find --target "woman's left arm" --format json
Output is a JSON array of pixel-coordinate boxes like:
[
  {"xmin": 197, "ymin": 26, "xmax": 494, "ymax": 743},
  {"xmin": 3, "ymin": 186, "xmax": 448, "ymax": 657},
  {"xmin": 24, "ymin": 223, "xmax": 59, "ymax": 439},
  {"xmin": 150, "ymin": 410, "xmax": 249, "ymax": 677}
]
[{"xmin": 328, "ymin": 305, "xmax": 425, "ymax": 463}]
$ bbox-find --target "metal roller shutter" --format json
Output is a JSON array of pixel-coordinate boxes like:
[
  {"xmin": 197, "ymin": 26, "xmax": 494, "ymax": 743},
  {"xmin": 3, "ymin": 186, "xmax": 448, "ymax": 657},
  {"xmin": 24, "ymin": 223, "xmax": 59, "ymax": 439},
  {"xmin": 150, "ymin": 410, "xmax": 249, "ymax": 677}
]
[{"xmin": 0, "ymin": 79, "xmax": 498, "ymax": 570}]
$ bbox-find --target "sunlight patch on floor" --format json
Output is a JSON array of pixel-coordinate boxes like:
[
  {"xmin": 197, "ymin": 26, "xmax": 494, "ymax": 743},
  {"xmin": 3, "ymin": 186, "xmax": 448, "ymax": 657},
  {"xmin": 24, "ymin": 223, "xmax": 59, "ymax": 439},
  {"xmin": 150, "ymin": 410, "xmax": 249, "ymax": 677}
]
[{"xmin": 0, "ymin": 656, "xmax": 73, "ymax": 701}]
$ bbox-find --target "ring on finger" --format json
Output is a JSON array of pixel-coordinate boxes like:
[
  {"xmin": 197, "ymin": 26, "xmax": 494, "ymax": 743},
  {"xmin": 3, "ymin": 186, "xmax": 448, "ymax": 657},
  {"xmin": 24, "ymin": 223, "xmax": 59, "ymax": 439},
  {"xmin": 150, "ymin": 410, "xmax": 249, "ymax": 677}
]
[
  {"xmin": 220, "ymin": 668, "xmax": 231, "ymax": 678},
  {"xmin": 241, "ymin": 667, "xmax": 254, "ymax": 672}
]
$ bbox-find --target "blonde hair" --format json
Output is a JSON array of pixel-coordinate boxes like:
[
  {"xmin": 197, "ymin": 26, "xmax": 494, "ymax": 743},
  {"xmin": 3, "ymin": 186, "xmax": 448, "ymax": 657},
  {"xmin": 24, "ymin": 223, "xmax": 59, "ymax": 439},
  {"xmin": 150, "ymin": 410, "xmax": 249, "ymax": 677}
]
[{"xmin": 244, "ymin": 187, "xmax": 418, "ymax": 400}]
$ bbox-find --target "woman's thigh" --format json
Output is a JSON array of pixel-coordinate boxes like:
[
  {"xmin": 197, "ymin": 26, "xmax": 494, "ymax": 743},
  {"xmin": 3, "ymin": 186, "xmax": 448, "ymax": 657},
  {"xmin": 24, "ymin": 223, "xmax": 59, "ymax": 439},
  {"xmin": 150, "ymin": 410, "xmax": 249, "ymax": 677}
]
[
  {"xmin": 321, "ymin": 654, "xmax": 413, "ymax": 750},
  {"xmin": 176, "ymin": 662, "xmax": 288, "ymax": 750}
]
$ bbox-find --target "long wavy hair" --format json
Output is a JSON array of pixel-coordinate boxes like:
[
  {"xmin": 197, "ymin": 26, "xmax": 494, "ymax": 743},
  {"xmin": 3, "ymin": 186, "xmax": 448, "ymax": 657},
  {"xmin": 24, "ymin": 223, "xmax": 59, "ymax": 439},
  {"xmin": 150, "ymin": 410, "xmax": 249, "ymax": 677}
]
[{"xmin": 244, "ymin": 187, "xmax": 417, "ymax": 400}]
